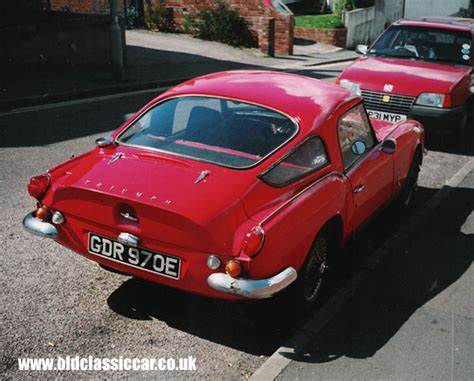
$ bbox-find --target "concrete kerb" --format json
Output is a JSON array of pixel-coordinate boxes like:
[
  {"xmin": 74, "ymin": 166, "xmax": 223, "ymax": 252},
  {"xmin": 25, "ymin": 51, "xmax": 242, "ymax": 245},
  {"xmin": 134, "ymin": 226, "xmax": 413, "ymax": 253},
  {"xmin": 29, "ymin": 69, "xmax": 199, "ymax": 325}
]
[{"xmin": 250, "ymin": 157, "xmax": 474, "ymax": 381}]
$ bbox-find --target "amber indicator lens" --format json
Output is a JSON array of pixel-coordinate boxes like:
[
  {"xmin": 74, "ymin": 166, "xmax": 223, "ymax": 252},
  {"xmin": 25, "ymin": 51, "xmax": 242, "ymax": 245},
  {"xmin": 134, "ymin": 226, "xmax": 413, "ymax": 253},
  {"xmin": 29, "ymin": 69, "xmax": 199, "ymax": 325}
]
[
  {"xmin": 225, "ymin": 260, "xmax": 242, "ymax": 277},
  {"xmin": 35, "ymin": 206, "xmax": 49, "ymax": 221}
]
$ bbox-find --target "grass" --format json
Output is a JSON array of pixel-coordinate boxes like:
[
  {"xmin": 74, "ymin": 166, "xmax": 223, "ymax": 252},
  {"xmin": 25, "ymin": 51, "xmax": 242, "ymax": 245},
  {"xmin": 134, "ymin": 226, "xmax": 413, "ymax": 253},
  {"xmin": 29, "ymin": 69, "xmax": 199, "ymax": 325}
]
[{"xmin": 295, "ymin": 14, "xmax": 344, "ymax": 29}]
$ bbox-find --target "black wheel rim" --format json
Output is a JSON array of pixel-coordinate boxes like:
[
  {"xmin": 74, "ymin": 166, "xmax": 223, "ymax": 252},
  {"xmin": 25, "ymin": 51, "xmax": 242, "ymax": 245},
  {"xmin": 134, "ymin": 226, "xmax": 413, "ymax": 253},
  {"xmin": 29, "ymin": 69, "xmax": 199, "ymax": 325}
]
[{"xmin": 303, "ymin": 238, "xmax": 328, "ymax": 302}]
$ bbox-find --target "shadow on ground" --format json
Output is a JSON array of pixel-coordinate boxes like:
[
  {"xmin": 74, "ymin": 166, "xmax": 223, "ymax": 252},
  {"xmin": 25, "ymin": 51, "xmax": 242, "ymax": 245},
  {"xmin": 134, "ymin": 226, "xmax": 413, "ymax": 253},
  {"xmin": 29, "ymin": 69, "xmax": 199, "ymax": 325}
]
[
  {"xmin": 425, "ymin": 134, "xmax": 474, "ymax": 157},
  {"xmin": 105, "ymin": 182, "xmax": 472, "ymax": 357},
  {"xmin": 281, "ymin": 184, "xmax": 473, "ymax": 363},
  {"xmin": 107, "ymin": 277, "xmax": 303, "ymax": 356},
  {"xmin": 1, "ymin": 46, "xmax": 333, "ymax": 147}
]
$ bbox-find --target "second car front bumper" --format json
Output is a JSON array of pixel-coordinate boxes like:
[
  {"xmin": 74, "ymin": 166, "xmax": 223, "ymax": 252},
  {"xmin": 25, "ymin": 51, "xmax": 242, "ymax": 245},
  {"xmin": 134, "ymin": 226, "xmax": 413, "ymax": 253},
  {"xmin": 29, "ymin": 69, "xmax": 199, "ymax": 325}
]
[
  {"xmin": 207, "ymin": 267, "xmax": 297, "ymax": 299},
  {"xmin": 409, "ymin": 105, "xmax": 464, "ymax": 134}
]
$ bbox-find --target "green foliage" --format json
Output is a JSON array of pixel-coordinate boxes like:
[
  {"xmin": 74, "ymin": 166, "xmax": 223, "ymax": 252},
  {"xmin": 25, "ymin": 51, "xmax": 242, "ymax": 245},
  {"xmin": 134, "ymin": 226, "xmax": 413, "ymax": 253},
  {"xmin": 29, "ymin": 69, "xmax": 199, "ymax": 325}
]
[
  {"xmin": 334, "ymin": 0, "xmax": 355, "ymax": 15},
  {"xmin": 334, "ymin": 0, "xmax": 374, "ymax": 14},
  {"xmin": 126, "ymin": 1, "xmax": 139, "ymax": 28},
  {"xmin": 295, "ymin": 14, "xmax": 343, "ymax": 29},
  {"xmin": 144, "ymin": 0, "xmax": 175, "ymax": 32},
  {"xmin": 183, "ymin": 2, "xmax": 255, "ymax": 47}
]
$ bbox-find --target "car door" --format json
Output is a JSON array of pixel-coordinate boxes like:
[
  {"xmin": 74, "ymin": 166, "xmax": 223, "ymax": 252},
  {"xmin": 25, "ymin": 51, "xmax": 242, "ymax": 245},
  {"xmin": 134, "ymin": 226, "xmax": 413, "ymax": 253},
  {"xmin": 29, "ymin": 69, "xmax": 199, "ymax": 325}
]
[{"xmin": 337, "ymin": 103, "xmax": 394, "ymax": 230}]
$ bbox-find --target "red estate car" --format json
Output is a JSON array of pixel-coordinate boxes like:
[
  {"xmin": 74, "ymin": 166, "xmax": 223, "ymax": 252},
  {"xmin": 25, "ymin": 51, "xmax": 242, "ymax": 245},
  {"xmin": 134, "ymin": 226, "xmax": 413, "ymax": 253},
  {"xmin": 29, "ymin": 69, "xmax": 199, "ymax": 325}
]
[
  {"xmin": 23, "ymin": 71, "xmax": 424, "ymax": 305},
  {"xmin": 337, "ymin": 17, "xmax": 474, "ymax": 138}
]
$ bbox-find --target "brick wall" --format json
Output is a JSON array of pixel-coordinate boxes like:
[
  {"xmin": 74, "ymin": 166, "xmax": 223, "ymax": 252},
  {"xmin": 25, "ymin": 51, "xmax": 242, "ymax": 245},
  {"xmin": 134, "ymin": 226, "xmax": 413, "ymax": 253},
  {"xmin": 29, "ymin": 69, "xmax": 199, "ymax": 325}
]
[
  {"xmin": 294, "ymin": 27, "xmax": 347, "ymax": 48},
  {"xmin": 50, "ymin": 0, "xmax": 294, "ymax": 55},
  {"xmin": 154, "ymin": 0, "xmax": 294, "ymax": 55},
  {"xmin": 49, "ymin": 0, "xmax": 123, "ymax": 14}
]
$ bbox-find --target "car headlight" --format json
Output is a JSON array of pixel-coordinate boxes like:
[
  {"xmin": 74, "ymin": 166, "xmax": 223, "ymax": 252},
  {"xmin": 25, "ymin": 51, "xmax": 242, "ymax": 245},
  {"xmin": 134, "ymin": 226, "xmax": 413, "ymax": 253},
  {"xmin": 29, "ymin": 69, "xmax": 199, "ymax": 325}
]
[
  {"xmin": 415, "ymin": 93, "xmax": 445, "ymax": 108},
  {"xmin": 339, "ymin": 80, "xmax": 361, "ymax": 96}
]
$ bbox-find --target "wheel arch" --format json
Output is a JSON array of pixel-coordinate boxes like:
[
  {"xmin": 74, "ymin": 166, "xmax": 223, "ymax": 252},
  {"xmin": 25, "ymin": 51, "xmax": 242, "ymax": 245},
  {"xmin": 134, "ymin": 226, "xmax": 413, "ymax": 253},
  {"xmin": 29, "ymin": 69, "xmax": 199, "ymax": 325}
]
[{"xmin": 315, "ymin": 214, "xmax": 344, "ymax": 252}]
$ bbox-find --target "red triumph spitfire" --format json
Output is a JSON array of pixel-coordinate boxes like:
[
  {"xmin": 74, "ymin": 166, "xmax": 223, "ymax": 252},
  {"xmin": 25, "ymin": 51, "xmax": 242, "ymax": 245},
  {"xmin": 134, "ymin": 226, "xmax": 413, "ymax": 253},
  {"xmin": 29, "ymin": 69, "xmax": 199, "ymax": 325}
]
[{"xmin": 23, "ymin": 71, "xmax": 424, "ymax": 305}]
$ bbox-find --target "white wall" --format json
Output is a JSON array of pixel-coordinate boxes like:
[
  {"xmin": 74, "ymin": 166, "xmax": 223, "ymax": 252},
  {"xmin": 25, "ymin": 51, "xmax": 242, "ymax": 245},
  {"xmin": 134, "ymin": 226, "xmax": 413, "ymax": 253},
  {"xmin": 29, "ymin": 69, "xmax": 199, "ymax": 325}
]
[
  {"xmin": 344, "ymin": 0, "xmax": 405, "ymax": 49},
  {"xmin": 345, "ymin": 6, "xmax": 376, "ymax": 48},
  {"xmin": 404, "ymin": 0, "xmax": 471, "ymax": 18}
]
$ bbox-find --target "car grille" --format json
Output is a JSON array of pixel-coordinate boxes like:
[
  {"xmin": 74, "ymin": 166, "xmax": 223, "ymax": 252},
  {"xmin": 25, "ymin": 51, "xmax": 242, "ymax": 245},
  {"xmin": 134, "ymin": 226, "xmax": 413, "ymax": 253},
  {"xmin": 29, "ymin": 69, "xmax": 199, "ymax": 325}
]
[{"xmin": 361, "ymin": 90, "xmax": 416, "ymax": 115}]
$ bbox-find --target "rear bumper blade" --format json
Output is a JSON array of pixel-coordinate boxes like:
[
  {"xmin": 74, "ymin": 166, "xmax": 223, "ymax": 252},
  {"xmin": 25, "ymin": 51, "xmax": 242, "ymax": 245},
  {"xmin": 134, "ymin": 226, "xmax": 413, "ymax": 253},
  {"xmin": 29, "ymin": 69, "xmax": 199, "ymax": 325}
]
[
  {"xmin": 22, "ymin": 212, "xmax": 58, "ymax": 239},
  {"xmin": 207, "ymin": 267, "xmax": 297, "ymax": 299}
]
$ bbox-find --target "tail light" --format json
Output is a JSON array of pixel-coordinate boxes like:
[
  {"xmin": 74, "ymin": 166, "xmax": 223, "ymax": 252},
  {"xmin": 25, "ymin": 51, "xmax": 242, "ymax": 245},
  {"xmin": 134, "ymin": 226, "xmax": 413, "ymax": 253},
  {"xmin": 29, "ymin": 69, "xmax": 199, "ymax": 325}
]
[
  {"xmin": 27, "ymin": 174, "xmax": 51, "ymax": 200},
  {"xmin": 241, "ymin": 226, "xmax": 265, "ymax": 257}
]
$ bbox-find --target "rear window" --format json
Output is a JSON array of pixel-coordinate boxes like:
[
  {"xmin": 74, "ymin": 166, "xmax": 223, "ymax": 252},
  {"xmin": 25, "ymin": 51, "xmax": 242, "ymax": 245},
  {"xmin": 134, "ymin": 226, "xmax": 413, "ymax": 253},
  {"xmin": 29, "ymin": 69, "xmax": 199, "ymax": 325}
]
[{"xmin": 117, "ymin": 96, "xmax": 298, "ymax": 168}]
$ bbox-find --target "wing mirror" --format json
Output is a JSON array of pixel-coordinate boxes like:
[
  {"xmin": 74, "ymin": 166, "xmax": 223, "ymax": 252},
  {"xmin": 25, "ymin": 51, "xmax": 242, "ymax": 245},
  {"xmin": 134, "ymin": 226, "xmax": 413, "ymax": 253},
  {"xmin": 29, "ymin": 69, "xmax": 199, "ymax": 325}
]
[
  {"xmin": 95, "ymin": 136, "xmax": 114, "ymax": 147},
  {"xmin": 381, "ymin": 138, "xmax": 397, "ymax": 154},
  {"xmin": 356, "ymin": 44, "xmax": 368, "ymax": 55},
  {"xmin": 351, "ymin": 140, "xmax": 367, "ymax": 155}
]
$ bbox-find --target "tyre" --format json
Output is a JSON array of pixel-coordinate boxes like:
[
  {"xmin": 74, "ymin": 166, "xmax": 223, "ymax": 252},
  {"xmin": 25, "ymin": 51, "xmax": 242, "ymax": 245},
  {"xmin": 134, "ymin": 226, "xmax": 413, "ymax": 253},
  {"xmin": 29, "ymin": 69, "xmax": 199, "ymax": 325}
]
[
  {"xmin": 296, "ymin": 234, "xmax": 330, "ymax": 306},
  {"xmin": 399, "ymin": 152, "xmax": 421, "ymax": 208}
]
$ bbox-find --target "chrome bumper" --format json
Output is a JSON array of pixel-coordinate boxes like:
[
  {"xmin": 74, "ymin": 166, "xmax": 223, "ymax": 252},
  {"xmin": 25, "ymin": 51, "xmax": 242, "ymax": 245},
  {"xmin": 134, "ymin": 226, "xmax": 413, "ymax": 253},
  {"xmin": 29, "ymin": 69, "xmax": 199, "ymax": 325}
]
[
  {"xmin": 22, "ymin": 212, "xmax": 58, "ymax": 238},
  {"xmin": 207, "ymin": 267, "xmax": 297, "ymax": 299}
]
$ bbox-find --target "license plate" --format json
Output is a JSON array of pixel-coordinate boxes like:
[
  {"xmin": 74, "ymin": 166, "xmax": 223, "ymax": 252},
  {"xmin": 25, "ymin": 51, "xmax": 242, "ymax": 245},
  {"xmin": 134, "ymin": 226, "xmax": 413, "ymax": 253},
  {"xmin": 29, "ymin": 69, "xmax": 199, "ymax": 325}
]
[
  {"xmin": 88, "ymin": 233, "xmax": 181, "ymax": 280},
  {"xmin": 367, "ymin": 110, "xmax": 407, "ymax": 124}
]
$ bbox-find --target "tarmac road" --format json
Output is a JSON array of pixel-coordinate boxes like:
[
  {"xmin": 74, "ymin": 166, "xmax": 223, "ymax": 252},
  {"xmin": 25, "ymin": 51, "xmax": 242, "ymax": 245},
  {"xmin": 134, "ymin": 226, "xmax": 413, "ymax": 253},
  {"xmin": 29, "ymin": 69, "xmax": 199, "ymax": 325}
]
[{"xmin": 0, "ymin": 68, "xmax": 472, "ymax": 379}]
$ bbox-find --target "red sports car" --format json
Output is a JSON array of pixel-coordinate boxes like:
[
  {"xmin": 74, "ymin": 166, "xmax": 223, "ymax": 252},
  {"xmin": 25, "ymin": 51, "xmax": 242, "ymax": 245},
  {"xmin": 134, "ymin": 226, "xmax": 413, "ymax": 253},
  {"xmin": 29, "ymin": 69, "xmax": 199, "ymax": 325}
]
[{"xmin": 23, "ymin": 71, "xmax": 424, "ymax": 304}]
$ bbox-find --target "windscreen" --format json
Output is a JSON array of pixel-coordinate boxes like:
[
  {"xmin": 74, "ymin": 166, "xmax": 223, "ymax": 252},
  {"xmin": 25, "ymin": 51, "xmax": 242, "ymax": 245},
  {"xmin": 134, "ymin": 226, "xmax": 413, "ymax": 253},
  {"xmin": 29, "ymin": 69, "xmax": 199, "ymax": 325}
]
[
  {"xmin": 369, "ymin": 25, "xmax": 472, "ymax": 66},
  {"xmin": 117, "ymin": 97, "xmax": 297, "ymax": 168}
]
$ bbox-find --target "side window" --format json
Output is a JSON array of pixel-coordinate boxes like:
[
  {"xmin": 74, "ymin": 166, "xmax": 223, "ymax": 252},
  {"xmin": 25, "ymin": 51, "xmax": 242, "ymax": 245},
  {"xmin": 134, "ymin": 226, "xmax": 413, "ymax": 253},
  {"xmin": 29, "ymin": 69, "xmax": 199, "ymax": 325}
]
[
  {"xmin": 260, "ymin": 137, "xmax": 329, "ymax": 186},
  {"xmin": 338, "ymin": 104, "xmax": 376, "ymax": 170}
]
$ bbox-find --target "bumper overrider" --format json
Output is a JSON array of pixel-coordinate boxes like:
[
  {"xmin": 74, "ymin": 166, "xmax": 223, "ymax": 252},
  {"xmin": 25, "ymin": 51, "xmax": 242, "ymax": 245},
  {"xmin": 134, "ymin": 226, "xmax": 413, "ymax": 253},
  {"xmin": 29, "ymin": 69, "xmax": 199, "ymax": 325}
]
[
  {"xmin": 22, "ymin": 211, "xmax": 298, "ymax": 299},
  {"xmin": 22, "ymin": 212, "xmax": 58, "ymax": 238}
]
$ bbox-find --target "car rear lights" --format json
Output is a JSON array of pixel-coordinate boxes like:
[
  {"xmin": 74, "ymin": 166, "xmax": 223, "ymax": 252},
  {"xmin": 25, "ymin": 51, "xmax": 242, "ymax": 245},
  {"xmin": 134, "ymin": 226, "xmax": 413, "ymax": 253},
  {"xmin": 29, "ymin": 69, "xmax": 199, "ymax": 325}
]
[
  {"xmin": 35, "ymin": 206, "xmax": 49, "ymax": 221},
  {"xmin": 225, "ymin": 260, "xmax": 242, "ymax": 277},
  {"xmin": 241, "ymin": 226, "xmax": 265, "ymax": 257},
  {"xmin": 27, "ymin": 174, "xmax": 50, "ymax": 200},
  {"xmin": 52, "ymin": 211, "xmax": 65, "ymax": 225}
]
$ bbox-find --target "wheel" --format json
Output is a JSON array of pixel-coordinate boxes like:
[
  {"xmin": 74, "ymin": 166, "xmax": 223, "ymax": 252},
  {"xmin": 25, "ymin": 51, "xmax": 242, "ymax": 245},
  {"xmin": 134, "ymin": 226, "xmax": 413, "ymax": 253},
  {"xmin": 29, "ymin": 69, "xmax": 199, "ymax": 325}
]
[
  {"xmin": 297, "ymin": 234, "xmax": 329, "ymax": 305},
  {"xmin": 399, "ymin": 153, "xmax": 421, "ymax": 208}
]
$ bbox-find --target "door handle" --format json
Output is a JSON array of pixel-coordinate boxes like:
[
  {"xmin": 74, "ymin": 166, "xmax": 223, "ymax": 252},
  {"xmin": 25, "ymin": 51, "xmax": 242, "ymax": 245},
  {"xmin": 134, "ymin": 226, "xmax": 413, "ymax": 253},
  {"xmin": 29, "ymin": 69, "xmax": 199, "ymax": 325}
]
[{"xmin": 354, "ymin": 185, "xmax": 365, "ymax": 193}]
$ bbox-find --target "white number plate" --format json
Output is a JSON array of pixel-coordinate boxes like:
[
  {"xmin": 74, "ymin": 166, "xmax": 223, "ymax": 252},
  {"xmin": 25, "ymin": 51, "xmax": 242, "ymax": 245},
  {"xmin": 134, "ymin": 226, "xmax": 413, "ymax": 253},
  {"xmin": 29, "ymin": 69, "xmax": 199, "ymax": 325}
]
[
  {"xmin": 368, "ymin": 110, "xmax": 407, "ymax": 124},
  {"xmin": 88, "ymin": 233, "xmax": 181, "ymax": 280}
]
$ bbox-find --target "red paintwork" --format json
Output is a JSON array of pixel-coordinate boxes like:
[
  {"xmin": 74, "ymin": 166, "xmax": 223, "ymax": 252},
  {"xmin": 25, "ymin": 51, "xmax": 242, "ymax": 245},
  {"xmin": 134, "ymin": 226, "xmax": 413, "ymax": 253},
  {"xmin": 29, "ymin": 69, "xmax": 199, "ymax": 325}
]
[
  {"xmin": 31, "ymin": 71, "xmax": 424, "ymax": 300},
  {"xmin": 338, "ymin": 18, "xmax": 474, "ymax": 108}
]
